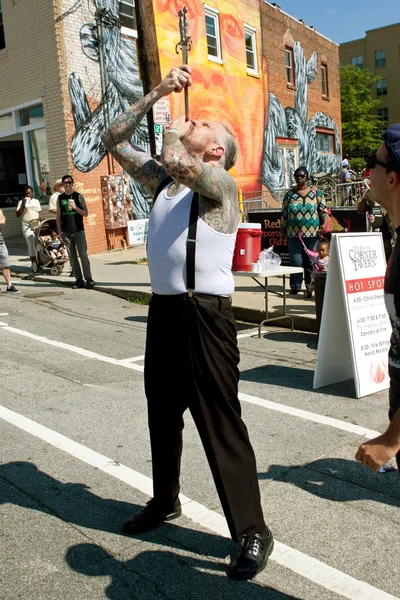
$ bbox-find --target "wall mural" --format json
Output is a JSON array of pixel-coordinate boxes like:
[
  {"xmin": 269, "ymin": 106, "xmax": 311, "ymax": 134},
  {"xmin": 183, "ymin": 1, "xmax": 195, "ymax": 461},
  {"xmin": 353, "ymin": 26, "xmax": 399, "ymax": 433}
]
[
  {"xmin": 68, "ymin": 0, "xmax": 151, "ymax": 218},
  {"xmin": 67, "ymin": 3, "xmax": 340, "ymax": 214},
  {"xmin": 262, "ymin": 41, "xmax": 341, "ymax": 193}
]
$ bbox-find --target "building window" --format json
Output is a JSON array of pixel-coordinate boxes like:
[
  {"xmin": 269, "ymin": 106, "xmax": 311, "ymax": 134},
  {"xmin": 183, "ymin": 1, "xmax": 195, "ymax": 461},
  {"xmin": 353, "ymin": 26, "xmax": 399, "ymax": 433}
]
[
  {"xmin": 205, "ymin": 6, "xmax": 222, "ymax": 62},
  {"xmin": 119, "ymin": 0, "xmax": 137, "ymax": 34},
  {"xmin": 378, "ymin": 107, "xmax": 389, "ymax": 123},
  {"xmin": 316, "ymin": 131, "xmax": 335, "ymax": 154},
  {"xmin": 0, "ymin": 2, "xmax": 5, "ymax": 51},
  {"xmin": 350, "ymin": 55, "xmax": 363, "ymax": 69},
  {"xmin": 244, "ymin": 25, "xmax": 257, "ymax": 74},
  {"xmin": 277, "ymin": 139, "xmax": 299, "ymax": 188},
  {"xmin": 0, "ymin": 113, "xmax": 12, "ymax": 133},
  {"xmin": 321, "ymin": 63, "xmax": 328, "ymax": 97},
  {"xmin": 375, "ymin": 49, "xmax": 386, "ymax": 68},
  {"xmin": 376, "ymin": 79, "xmax": 387, "ymax": 96},
  {"xmin": 19, "ymin": 105, "xmax": 44, "ymax": 127},
  {"xmin": 285, "ymin": 47, "xmax": 294, "ymax": 85}
]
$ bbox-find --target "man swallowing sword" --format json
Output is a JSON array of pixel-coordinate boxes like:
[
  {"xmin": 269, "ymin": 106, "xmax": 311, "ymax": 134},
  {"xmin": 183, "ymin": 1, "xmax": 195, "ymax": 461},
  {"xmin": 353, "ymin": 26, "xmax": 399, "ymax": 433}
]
[{"xmin": 101, "ymin": 6, "xmax": 274, "ymax": 581}]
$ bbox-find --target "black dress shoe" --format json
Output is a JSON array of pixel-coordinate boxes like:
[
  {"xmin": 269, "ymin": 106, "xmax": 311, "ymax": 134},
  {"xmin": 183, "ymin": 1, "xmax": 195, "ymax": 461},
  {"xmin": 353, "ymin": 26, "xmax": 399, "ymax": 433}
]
[
  {"xmin": 72, "ymin": 279, "xmax": 85, "ymax": 289},
  {"xmin": 123, "ymin": 498, "xmax": 182, "ymax": 535},
  {"xmin": 228, "ymin": 528, "xmax": 274, "ymax": 580}
]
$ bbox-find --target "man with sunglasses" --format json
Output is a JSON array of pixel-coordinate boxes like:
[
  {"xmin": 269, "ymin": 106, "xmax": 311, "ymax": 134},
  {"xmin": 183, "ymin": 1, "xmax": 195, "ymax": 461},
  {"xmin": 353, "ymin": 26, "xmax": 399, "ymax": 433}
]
[
  {"xmin": 356, "ymin": 123, "xmax": 400, "ymax": 473},
  {"xmin": 56, "ymin": 175, "xmax": 94, "ymax": 289}
]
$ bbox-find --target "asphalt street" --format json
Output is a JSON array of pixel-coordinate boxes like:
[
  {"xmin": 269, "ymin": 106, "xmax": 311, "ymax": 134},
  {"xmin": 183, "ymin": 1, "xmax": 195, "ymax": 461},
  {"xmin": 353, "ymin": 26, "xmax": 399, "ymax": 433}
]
[{"xmin": 0, "ymin": 280, "xmax": 399, "ymax": 600}]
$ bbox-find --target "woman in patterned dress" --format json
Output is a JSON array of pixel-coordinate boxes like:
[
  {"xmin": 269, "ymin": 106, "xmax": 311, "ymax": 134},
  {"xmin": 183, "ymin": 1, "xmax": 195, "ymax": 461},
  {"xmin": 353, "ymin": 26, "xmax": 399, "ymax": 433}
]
[{"xmin": 280, "ymin": 166, "xmax": 328, "ymax": 298}]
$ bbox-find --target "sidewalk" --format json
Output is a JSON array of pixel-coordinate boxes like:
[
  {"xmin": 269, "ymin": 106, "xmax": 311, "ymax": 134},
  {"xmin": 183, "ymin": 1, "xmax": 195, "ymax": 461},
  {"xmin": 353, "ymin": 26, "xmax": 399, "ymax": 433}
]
[{"xmin": 7, "ymin": 237, "xmax": 317, "ymax": 332}]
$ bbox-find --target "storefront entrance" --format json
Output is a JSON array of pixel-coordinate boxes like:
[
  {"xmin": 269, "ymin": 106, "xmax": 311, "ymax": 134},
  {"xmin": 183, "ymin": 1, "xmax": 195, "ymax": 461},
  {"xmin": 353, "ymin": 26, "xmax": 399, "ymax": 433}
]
[{"xmin": 0, "ymin": 135, "xmax": 27, "ymax": 208}]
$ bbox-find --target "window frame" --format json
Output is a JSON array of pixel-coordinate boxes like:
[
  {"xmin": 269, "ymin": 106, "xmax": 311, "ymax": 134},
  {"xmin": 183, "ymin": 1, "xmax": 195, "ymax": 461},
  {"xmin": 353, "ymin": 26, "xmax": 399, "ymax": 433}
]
[
  {"xmin": 204, "ymin": 5, "xmax": 222, "ymax": 64},
  {"xmin": 375, "ymin": 49, "xmax": 386, "ymax": 68},
  {"xmin": 376, "ymin": 78, "xmax": 387, "ymax": 96},
  {"xmin": 285, "ymin": 46, "xmax": 295, "ymax": 86},
  {"xmin": 378, "ymin": 107, "xmax": 389, "ymax": 123},
  {"xmin": 315, "ymin": 128, "xmax": 335, "ymax": 154},
  {"xmin": 119, "ymin": 0, "xmax": 137, "ymax": 38},
  {"xmin": 0, "ymin": 1, "xmax": 5, "ymax": 51},
  {"xmin": 244, "ymin": 24, "xmax": 258, "ymax": 76},
  {"xmin": 350, "ymin": 55, "xmax": 363, "ymax": 69},
  {"xmin": 321, "ymin": 63, "xmax": 329, "ymax": 98}
]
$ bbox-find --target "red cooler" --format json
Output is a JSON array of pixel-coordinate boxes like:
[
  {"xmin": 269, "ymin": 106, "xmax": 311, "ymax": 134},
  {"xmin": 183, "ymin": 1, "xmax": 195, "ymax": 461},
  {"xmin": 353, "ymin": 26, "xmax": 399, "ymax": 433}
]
[{"xmin": 232, "ymin": 223, "xmax": 262, "ymax": 271}]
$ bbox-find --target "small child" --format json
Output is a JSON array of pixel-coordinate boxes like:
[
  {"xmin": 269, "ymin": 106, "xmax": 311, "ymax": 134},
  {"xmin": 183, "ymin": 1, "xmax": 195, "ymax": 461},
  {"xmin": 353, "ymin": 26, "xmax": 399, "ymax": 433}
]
[
  {"xmin": 313, "ymin": 239, "xmax": 330, "ymax": 333},
  {"xmin": 314, "ymin": 238, "xmax": 330, "ymax": 275},
  {"xmin": 47, "ymin": 230, "xmax": 68, "ymax": 260}
]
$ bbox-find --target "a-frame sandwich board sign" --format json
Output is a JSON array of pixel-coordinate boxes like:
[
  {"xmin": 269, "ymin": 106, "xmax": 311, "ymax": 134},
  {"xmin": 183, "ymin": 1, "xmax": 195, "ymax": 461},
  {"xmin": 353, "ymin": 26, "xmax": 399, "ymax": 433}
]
[{"xmin": 314, "ymin": 232, "xmax": 391, "ymax": 398}]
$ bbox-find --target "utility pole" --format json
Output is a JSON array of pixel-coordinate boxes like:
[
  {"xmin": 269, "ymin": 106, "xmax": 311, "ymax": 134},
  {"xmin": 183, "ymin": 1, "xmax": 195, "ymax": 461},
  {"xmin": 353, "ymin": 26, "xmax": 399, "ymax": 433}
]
[
  {"xmin": 95, "ymin": 6, "xmax": 115, "ymax": 174},
  {"xmin": 134, "ymin": 0, "xmax": 162, "ymax": 157}
]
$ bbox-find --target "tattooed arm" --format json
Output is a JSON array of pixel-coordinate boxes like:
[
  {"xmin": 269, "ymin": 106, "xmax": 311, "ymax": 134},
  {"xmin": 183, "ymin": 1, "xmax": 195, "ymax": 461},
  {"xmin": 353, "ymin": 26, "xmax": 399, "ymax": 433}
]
[{"xmin": 101, "ymin": 67, "xmax": 192, "ymax": 195}]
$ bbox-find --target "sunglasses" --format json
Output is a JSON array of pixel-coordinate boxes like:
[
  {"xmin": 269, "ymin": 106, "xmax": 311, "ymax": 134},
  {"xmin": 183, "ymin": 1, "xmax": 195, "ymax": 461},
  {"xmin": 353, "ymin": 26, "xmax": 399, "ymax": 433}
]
[
  {"xmin": 366, "ymin": 153, "xmax": 396, "ymax": 172},
  {"xmin": 63, "ymin": 180, "xmax": 73, "ymax": 184}
]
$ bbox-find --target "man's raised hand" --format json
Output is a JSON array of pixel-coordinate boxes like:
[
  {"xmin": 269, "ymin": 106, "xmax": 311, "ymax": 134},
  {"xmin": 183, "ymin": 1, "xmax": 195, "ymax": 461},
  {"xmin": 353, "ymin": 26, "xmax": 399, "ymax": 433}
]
[{"xmin": 157, "ymin": 66, "xmax": 192, "ymax": 97}]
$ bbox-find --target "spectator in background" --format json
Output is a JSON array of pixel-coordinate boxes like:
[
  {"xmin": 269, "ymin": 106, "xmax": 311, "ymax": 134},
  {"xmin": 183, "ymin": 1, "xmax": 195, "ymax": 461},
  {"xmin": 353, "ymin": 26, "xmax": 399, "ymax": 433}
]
[
  {"xmin": 48, "ymin": 180, "xmax": 64, "ymax": 214},
  {"xmin": 0, "ymin": 209, "xmax": 20, "ymax": 294},
  {"xmin": 340, "ymin": 159, "xmax": 352, "ymax": 206},
  {"xmin": 16, "ymin": 185, "xmax": 42, "ymax": 271},
  {"xmin": 56, "ymin": 175, "xmax": 94, "ymax": 289},
  {"xmin": 280, "ymin": 166, "xmax": 328, "ymax": 298}
]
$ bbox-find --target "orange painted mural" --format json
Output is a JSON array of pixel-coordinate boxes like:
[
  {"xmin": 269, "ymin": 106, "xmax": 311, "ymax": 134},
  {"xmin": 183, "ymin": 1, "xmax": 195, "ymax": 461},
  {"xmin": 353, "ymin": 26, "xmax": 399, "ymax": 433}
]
[{"xmin": 154, "ymin": 0, "xmax": 266, "ymax": 193}]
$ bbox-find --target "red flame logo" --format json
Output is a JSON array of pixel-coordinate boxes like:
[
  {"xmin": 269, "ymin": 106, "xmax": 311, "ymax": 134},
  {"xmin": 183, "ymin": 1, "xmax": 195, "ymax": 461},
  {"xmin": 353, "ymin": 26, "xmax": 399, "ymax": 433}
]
[{"xmin": 370, "ymin": 361, "xmax": 387, "ymax": 384}]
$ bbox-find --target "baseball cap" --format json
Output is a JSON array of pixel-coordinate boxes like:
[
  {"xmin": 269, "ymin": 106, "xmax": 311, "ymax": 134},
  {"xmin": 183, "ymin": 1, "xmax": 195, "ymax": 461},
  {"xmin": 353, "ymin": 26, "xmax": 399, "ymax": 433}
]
[
  {"xmin": 382, "ymin": 123, "xmax": 400, "ymax": 171},
  {"xmin": 342, "ymin": 159, "xmax": 349, "ymax": 167}
]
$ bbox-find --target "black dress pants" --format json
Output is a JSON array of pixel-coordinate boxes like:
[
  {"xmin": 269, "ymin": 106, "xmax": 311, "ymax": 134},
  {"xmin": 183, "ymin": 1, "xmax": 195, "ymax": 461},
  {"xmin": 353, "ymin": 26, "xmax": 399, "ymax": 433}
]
[{"xmin": 144, "ymin": 292, "xmax": 266, "ymax": 542}]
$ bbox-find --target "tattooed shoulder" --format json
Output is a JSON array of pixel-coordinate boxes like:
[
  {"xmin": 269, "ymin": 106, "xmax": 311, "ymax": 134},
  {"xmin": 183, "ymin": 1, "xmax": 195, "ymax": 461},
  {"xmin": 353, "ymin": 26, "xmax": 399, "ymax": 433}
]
[{"xmin": 199, "ymin": 194, "xmax": 239, "ymax": 235}]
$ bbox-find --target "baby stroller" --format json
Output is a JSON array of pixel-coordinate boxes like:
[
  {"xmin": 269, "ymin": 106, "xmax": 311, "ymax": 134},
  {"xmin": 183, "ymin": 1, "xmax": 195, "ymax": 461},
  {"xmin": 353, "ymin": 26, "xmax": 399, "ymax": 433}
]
[{"xmin": 31, "ymin": 218, "xmax": 69, "ymax": 276}]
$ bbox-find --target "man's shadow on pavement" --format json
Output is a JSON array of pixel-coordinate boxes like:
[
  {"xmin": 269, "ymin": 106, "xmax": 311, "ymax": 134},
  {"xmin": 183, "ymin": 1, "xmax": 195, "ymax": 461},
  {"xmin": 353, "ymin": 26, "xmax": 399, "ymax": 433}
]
[
  {"xmin": 259, "ymin": 458, "xmax": 400, "ymax": 505},
  {"xmin": 65, "ymin": 543, "xmax": 301, "ymax": 600},
  {"xmin": 1, "ymin": 461, "xmax": 301, "ymax": 598}
]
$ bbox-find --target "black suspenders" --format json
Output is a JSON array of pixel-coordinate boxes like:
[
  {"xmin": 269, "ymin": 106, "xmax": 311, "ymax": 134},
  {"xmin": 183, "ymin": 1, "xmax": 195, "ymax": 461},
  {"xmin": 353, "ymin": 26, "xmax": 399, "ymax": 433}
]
[{"xmin": 153, "ymin": 178, "xmax": 199, "ymax": 294}]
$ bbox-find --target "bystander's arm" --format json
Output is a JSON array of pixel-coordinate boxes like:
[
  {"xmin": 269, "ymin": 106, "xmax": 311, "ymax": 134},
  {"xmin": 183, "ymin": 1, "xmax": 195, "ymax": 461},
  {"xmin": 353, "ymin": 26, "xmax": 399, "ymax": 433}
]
[
  {"xmin": 355, "ymin": 409, "xmax": 400, "ymax": 472},
  {"xmin": 0, "ymin": 209, "xmax": 5, "ymax": 225},
  {"xmin": 56, "ymin": 204, "xmax": 63, "ymax": 241},
  {"xmin": 75, "ymin": 195, "xmax": 88, "ymax": 218}
]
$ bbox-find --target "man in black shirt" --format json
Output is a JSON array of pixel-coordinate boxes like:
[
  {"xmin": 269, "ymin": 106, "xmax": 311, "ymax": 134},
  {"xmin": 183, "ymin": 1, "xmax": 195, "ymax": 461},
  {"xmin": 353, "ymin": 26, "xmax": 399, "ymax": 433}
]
[
  {"xmin": 56, "ymin": 175, "xmax": 94, "ymax": 289},
  {"xmin": 356, "ymin": 123, "xmax": 400, "ymax": 471}
]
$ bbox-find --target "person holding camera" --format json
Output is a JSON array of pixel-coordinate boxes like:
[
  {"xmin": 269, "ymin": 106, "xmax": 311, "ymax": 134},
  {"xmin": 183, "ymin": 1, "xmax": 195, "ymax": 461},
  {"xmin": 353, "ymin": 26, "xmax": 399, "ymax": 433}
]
[{"xmin": 56, "ymin": 175, "xmax": 94, "ymax": 289}]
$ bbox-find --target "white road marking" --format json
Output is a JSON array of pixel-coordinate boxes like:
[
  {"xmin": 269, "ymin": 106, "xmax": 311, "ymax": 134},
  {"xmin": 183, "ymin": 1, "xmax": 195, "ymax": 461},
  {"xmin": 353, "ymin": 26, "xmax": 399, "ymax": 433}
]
[
  {"xmin": 0, "ymin": 312, "xmax": 8, "ymax": 315},
  {"xmin": 237, "ymin": 330, "xmax": 259, "ymax": 339},
  {"xmin": 0, "ymin": 404, "xmax": 397, "ymax": 600},
  {"xmin": 0, "ymin": 325, "xmax": 144, "ymax": 372},
  {"xmin": 238, "ymin": 392, "xmax": 381, "ymax": 439},
  {"xmin": 119, "ymin": 355, "xmax": 145, "ymax": 363},
  {"xmin": 0, "ymin": 323, "xmax": 380, "ymax": 439},
  {"xmin": 0, "ymin": 321, "xmax": 9, "ymax": 326}
]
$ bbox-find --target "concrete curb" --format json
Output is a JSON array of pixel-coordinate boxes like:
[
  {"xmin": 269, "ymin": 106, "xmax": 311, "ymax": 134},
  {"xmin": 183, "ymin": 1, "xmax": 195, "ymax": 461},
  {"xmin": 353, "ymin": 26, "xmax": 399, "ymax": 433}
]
[{"xmin": 13, "ymin": 270, "xmax": 317, "ymax": 333}]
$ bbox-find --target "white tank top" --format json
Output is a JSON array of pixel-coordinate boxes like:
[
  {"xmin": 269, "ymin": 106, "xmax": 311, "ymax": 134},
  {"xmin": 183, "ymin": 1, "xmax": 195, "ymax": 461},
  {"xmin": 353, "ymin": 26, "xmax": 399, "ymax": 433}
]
[{"xmin": 147, "ymin": 184, "xmax": 237, "ymax": 295}]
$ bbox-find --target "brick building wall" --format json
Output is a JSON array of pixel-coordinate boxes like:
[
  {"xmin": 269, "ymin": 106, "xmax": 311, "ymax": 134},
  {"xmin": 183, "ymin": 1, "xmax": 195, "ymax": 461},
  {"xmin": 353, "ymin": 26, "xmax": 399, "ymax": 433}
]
[
  {"xmin": 260, "ymin": 3, "xmax": 341, "ymax": 192},
  {"xmin": 261, "ymin": 4, "xmax": 341, "ymax": 127}
]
